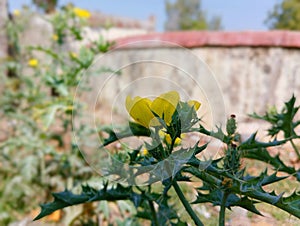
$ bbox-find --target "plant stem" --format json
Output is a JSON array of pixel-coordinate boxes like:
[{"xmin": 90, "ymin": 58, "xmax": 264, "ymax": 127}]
[
  {"xmin": 172, "ymin": 180, "xmax": 203, "ymax": 226},
  {"xmin": 219, "ymin": 191, "xmax": 229, "ymax": 226},
  {"xmin": 148, "ymin": 200, "xmax": 159, "ymax": 226},
  {"xmin": 154, "ymin": 127, "xmax": 167, "ymax": 159},
  {"xmin": 290, "ymin": 139, "xmax": 300, "ymax": 159},
  {"xmin": 168, "ymin": 136, "xmax": 176, "ymax": 155}
]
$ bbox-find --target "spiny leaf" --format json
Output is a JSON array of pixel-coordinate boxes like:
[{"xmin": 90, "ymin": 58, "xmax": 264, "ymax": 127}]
[
  {"xmin": 194, "ymin": 142, "xmax": 208, "ymax": 155},
  {"xmin": 239, "ymin": 132, "xmax": 285, "ymax": 150},
  {"xmin": 186, "ymin": 155, "xmax": 227, "ymax": 179},
  {"xmin": 237, "ymin": 183, "xmax": 300, "ymax": 218},
  {"xmin": 282, "ymin": 190, "xmax": 300, "ymax": 207},
  {"xmin": 233, "ymin": 197, "xmax": 262, "ymax": 215},
  {"xmin": 241, "ymin": 147, "xmax": 298, "ymax": 180},
  {"xmin": 101, "ymin": 122, "xmax": 151, "ymax": 147},
  {"xmin": 193, "ymin": 190, "xmax": 262, "ymax": 216},
  {"xmin": 34, "ymin": 189, "xmax": 90, "ymax": 221},
  {"xmin": 242, "ymin": 170, "xmax": 288, "ymax": 188},
  {"xmin": 250, "ymin": 95, "xmax": 300, "ymax": 138},
  {"xmin": 197, "ymin": 125, "xmax": 231, "ymax": 144},
  {"xmin": 192, "ymin": 190, "xmax": 223, "ymax": 205},
  {"xmin": 34, "ymin": 184, "xmax": 138, "ymax": 220}
]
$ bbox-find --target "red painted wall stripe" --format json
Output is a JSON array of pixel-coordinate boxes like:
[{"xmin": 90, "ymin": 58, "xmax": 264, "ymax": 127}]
[{"xmin": 114, "ymin": 31, "xmax": 300, "ymax": 49}]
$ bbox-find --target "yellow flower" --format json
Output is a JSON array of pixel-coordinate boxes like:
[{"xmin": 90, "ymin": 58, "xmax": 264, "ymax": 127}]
[
  {"xmin": 52, "ymin": 34, "xmax": 58, "ymax": 41},
  {"xmin": 151, "ymin": 91, "xmax": 179, "ymax": 126},
  {"xmin": 159, "ymin": 130, "xmax": 182, "ymax": 145},
  {"xmin": 28, "ymin": 58, "xmax": 38, "ymax": 67},
  {"xmin": 69, "ymin": 52, "xmax": 78, "ymax": 59},
  {"xmin": 140, "ymin": 148, "xmax": 149, "ymax": 156},
  {"xmin": 13, "ymin": 10, "xmax": 20, "ymax": 16},
  {"xmin": 73, "ymin": 7, "xmax": 91, "ymax": 19},
  {"xmin": 125, "ymin": 91, "xmax": 180, "ymax": 128},
  {"xmin": 165, "ymin": 134, "xmax": 182, "ymax": 145}
]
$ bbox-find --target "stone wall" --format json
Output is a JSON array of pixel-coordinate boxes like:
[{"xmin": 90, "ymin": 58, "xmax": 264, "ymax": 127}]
[
  {"xmin": 116, "ymin": 31, "xmax": 300, "ymax": 115},
  {"xmin": 3, "ymin": 13, "xmax": 300, "ymax": 132},
  {"xmin": 90, "ymin": 31, "xmax": 300, "ymax": 128}
]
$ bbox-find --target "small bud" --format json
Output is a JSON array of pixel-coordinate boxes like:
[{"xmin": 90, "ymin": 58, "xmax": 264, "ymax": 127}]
[
  {"xmin": 140, "ymin": 148, "xmax": 148, "ymax": 156},
  {"xmin": 226, "ymin": 115, "xmax": 237, "ymax": 136},
  {"xmin": 231, "ymin": 143, "xmax": 237, "ymax": 148}
]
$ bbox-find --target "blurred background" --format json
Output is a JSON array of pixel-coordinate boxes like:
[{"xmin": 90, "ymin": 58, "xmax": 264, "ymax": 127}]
[
  {"xmin": 7, "ymin": 0, "xmax": 292, "ymax": 32},
  {"xmin": 1, "ymin": 0, "xmax": 300, "ymax": 226}
]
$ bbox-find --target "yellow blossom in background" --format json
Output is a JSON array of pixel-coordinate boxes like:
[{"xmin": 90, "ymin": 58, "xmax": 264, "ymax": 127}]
[
  {"xmin": 140, "ymin": 148, "xmax": 149, "ymax": 156},
  {"xmin": 69, "ymin": 52, "xmax": 78, "ymax": 59},
  {"xmin": 73, "ymin": 7, "xmax": 91, "ymax": 19},
  {"xmin": 32, "ymin": 107, "xmax": 43, "ymax": 121},
  {"xmin": 52, "ymin": 34, "xmax": 58, "ymax": 41},
  {"xmin": 28, "ymin": 58, "xmax": 38, "ymax": 67},
  {"xmin": 13, "ymin": 9, "xmax": 20, "ymax": 16}
]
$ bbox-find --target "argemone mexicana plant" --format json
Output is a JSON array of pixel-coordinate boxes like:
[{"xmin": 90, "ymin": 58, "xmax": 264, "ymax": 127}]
[{"xmin": 34, "ymin": 92, "xmax": 300, "ymax": 226}]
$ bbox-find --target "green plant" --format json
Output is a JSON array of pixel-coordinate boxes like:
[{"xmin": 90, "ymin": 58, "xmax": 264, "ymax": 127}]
[
  {"xmin": 0, "ymin": 5, "xmax": 112, "ymax": 224},
  {"xmin": 265, "ymin": 0, "xmax": 300, "ymax": 30},
  {"xmin": 165, "ymin": 0, "xmax": 222, "ymax": 31},
  {"xmin": 34, "ymin": 92, "xmax": 300, "ymax": 225}
]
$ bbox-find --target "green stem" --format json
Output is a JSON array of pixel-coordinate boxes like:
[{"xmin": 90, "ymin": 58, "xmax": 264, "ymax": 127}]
[
  {"xmin": 148, "ymin": 200, "xmax": 159, "ymax": 226},
  {"xmin": 172, "ymin": 181, "xmax": 203, "ymax": 226},
  {"xmin": 290, "ymin": 139, "xmax": 300, "ymax": 160},
  {"xmin": 168, "ymin": 136, "xmax": 176, "ymax": 155},
  {"xmin": 154, "ymin": 127, "xmax": 167, "ymax": 159},
  {"xmin": 219, "ymin": 191, "xmax": 229, "ymax": 226}
]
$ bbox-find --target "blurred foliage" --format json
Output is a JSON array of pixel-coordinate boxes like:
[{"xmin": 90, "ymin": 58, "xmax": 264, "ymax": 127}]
[
  {"xmin": 0, "ymin": 5, "xmax": 114, "ymax": 225},
  {"xmin": 32, "ymin": 0, "xmax": 58, "ymax": 14},
  {"xmin": 164, "ymin": 0, "xmax": 222, "ymax": 31},
  {"xmin": 265, "ymin": 0, "xmax": 300, "ymax": 30}
]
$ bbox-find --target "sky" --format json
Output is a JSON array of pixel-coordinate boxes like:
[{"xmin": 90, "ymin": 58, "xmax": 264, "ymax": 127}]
[{"xmin": 8, "ymin": 0, "xmax": 279, "ymax": 31}]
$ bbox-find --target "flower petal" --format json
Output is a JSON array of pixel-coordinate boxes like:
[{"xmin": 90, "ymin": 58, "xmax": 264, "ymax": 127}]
[
  {"xmin": 126, "ymin": 96, "xmax": 155, "ymax": 128},
  {"xmin": 151, "ymin": 91, "xmax": 180, "ymax": 125},
  {"xmin": 188, "ymin": 100, "xmax": 201, "ymax": 111}
]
